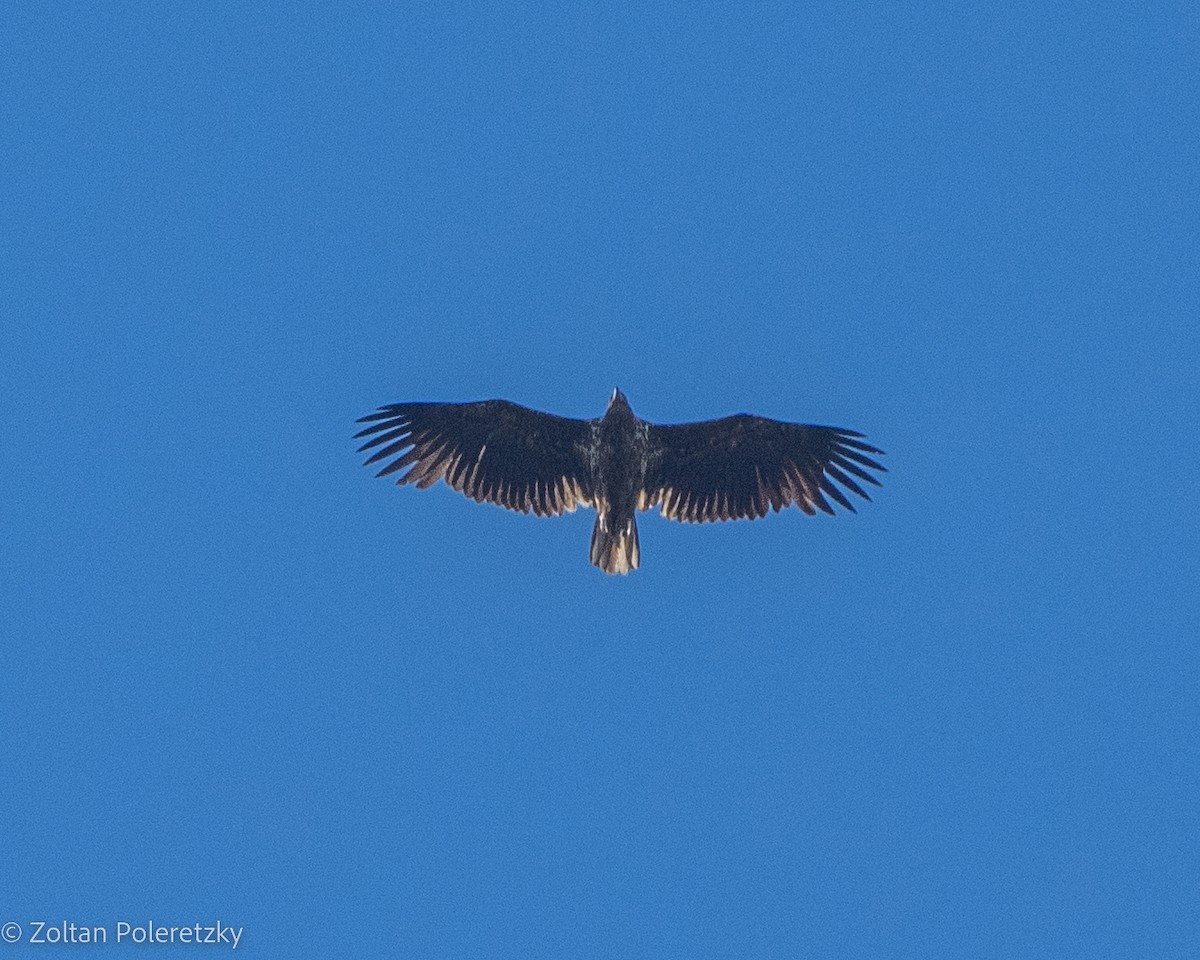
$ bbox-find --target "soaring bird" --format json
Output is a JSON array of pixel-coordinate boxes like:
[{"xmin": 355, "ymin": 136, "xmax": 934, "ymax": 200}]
[{"xmin": 355, "ymin": 389, "xmax": 885, "ymax": 574}]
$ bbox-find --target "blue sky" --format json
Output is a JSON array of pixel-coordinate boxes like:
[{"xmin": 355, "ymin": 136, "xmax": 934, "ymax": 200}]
[{"xmin": 3, "ymin": 2, "xmax": 1197, "ymax": 957}]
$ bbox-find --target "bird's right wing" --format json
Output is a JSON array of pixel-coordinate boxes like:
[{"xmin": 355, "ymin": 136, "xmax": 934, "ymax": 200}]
[
  {"xmin": 354, "ymin": 400, "xmax": 595, "ymax": 516},
  {"xmin": 641, "ymin": 415, "xmax": 885, "ymax": 522}
]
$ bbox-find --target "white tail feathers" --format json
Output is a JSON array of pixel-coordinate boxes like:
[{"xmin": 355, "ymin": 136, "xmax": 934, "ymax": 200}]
[{"xmin": 590, "ymin": 515, "xmax": 640, "ymax": 575}]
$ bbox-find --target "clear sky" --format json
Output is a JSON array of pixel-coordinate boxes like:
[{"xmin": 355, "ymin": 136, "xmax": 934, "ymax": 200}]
[{"xmin": 3, "ymin": 2, "xmax": 1197, "ymax": 957}]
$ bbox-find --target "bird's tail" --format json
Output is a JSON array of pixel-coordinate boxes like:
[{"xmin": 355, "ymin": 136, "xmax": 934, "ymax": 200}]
[{"xmin": 590, "ymin": 514, "xmax": 640, "ymax": 575}]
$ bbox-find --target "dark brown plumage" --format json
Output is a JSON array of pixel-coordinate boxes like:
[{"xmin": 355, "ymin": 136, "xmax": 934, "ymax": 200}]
[{"xmin": 355, "ymin": 389, "xmax": 885, "ymax": 574}]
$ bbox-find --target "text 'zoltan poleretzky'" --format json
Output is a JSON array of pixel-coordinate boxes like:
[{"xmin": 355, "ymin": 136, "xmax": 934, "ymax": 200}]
[{"xmin": 24, "ymin": 920, "xmax": 242, "ymax": 949}]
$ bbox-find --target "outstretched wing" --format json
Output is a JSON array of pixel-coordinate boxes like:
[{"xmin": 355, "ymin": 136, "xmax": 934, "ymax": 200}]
[
  {"xmin": 355, "ymin": 401, "xmax": 594, "ymax": 516},
  {"xmin": 641, "ymin": 415, "xmax": 885, "ymax": 522}
]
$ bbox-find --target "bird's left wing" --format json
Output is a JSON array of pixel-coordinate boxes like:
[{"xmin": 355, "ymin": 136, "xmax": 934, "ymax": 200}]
[
  {"xmin": 641, "ymin": 415, "xmax": 885, "ymax": 522},
  {"xmin": 355, "ymin": 400, "xmax": 594, "ymax": 516}
]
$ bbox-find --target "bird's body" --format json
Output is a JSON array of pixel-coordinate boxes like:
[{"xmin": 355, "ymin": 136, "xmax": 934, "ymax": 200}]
[
  {"xmin": 587, "ymin": 389, "xmax": 649, "ymax": 573},
  {"xmin": 355, "ymin": 388, "xmax": 885, "ymax": 574}
]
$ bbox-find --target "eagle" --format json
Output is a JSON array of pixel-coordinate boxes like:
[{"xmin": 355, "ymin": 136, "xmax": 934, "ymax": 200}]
[{"xmin": 355, "ymin": 389, "xmax": 885, "ymax": 574}]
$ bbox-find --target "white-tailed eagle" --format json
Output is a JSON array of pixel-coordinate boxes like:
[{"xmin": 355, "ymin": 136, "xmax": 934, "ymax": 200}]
[{"xmin": 355, "ymin": 389, "xmax": 885, "ymax": 574}]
